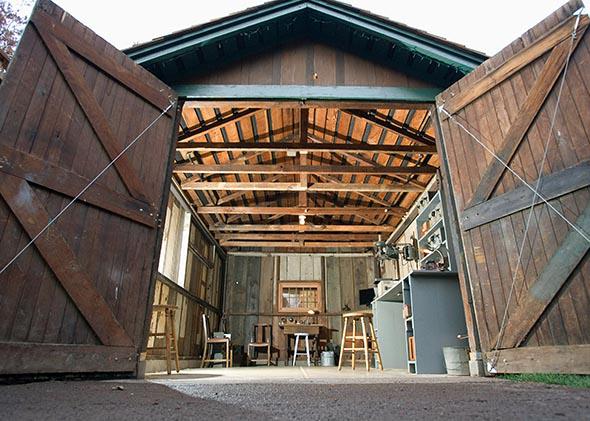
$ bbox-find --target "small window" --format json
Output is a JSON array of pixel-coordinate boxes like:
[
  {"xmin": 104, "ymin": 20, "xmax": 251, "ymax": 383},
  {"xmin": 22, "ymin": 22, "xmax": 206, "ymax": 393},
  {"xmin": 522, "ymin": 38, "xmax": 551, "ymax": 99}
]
[{"xmin": 277, "ymin": 281, "xmax": 324, "ymax": 313}]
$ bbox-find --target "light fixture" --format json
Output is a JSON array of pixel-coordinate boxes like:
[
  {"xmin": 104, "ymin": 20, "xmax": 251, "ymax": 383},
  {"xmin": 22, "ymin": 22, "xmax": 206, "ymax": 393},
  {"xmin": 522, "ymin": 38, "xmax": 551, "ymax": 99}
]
[{"xmin": 298, "ymin": 214, "xmax": 306, "ymax": 225}]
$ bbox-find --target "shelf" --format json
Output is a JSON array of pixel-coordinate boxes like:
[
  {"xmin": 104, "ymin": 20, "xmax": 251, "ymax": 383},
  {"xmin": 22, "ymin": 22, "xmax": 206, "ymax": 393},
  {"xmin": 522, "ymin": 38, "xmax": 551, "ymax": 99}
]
[
  {"xmin": 420, "ymin": 241, "xmax": 448, "ymax": 263},
  {"xmin": 416, "ymin": 191, "xmax": 441, "ymax": 224},
  {"xmin": 418, "ymin": 218, "xmax": 444, "ymax": 245}
]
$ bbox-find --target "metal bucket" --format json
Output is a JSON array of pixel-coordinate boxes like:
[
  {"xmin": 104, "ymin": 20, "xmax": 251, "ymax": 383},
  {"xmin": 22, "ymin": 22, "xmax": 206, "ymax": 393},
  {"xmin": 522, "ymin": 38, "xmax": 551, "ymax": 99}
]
[
  {"xmin": 442, "ymin": 347, "xmax": 469, "ymax": 376},
  {"xmin": 321, "ymin": 351, "xmax": 335, "ymax": 367}
]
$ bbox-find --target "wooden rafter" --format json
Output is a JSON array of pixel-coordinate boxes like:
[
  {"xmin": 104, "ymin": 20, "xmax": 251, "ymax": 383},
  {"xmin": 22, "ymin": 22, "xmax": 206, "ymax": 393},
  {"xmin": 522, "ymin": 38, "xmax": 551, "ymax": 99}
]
[
  {"xmin": 178, "ymin": 108, "xmax": 260, "ymax": 142},
  {"xmin": 342, "ymin": 109, "xmax": 436, "ymax": 146}
]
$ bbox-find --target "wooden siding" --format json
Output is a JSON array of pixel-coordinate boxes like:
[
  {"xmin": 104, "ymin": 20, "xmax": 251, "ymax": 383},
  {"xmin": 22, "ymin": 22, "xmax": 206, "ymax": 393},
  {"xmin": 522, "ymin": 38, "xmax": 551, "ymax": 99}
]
[
  {"xmin": 179, "ymin": 40, "xmax": 437, "ymax": 88},
  {"xmin": 436, "ymin": 0, "xmax": 590, "ymax": 373},
  {"xmin": 224, "ymin": 254, "xmax": 374, "ymax": 361},
  {"xmin": 148, "ymin": 218, "xmax": 225, "ymax": 360}
]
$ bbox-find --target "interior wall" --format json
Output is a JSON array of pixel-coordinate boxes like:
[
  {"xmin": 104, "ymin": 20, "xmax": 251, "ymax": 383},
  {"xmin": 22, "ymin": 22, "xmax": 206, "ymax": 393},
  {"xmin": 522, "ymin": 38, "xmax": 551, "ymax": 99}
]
[
  {"xmin": 148, "ymin": 199, "xmax": 225, "ymax": 361},
  {"xmin": 179, "ymin": 39, "xmax": 437, "ymax": 88},
  {"xmin": 225, "ymin": 254, "xmax": 375, "ymax": 360}
]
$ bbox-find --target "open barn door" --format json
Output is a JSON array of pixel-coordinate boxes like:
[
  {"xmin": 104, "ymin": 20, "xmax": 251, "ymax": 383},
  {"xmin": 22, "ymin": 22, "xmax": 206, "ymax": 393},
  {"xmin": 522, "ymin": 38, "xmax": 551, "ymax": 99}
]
[
  {"xmin": 0, "ymin": 0, "xmax": 178, "ymax": 376},
  {"xmin": 435, "ymin": 0, "xmax": 590, "ymax": 374}
]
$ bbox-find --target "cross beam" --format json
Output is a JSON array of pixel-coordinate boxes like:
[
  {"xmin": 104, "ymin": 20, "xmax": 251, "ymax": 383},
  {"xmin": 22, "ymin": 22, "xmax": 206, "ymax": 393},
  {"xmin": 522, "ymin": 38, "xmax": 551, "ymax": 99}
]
[
  {"xmin": 181, "ymin": 181, "xmax": 424, "ymax": 192},
  {"xmin": 197, "ymin": 206, "xmax": 406, "ymax": 216},
  {"xmin": 174, "ymin": 164, "xmax": 437, "ymax": 175},
  {"xmin": 210, "ymin": 224, "xmax": 393, "ymax": 232},
  {"xmin": 176, "ymin": 141, "xmax": 437, "ymax": 154}
]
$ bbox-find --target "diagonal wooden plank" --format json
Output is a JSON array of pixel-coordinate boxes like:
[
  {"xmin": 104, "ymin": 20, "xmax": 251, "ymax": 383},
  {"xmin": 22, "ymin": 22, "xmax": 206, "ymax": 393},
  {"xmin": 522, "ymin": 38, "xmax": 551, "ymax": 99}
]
[
  {"xmin": 498, "ymin": 202, "xmax": 590, "ymax": 349},
  {"xmin": 468, "ymin": 35, "xmax": 585, "ymax": 207},
  {"xmin": 0, "ymin": 143, "xmax": 157, "ymax": 227},
  {"xmin": 462, "ymin": 160, "xmax": 590, "ymax": 230},
  {"xmin": 35, "ymin": 25, "xmax": 149, "ymax": 203},
  {"xmin": 31, "ymin": 9, "xmax": 172, "ymax": 112},
  {"xmin": 0, "ymin": 174, "xmax": 134, "ymax": 347},
  {"xmin": 441, "ymin": 13, "xmax": 590, "ymax": 119}
]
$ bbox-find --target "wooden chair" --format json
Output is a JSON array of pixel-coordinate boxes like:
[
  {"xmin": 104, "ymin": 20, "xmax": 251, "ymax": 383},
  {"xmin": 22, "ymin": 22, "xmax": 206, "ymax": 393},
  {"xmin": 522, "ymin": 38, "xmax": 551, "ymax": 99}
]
[
  {"xmin": 338, "ymin": 310, "xmax": 383, "ymax": 371},
  {"xmin": 147, "ymin": 305, "xmax": 180, "ymax": 375},
  {"xmin": 200, "ymin": 314, "xmax": 232, "ymax": 368},
  {"xmin": 247, "ymin": 323, "xmax": 272, "ymax": 366}
]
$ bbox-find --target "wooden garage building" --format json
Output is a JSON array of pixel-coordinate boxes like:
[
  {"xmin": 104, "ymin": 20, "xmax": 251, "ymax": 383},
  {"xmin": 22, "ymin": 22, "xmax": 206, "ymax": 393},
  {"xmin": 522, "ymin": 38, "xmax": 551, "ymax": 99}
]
[{"xmin": 0, "ymin": 0, "xmax": 588, "ymax": 377}]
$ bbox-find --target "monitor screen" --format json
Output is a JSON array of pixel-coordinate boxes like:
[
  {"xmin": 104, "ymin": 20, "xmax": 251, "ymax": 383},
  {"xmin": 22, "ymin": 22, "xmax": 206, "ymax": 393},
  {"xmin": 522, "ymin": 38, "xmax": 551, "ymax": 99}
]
[{"xmin": 359, "ymin": 288, "xmax": 376, "ymax": 306}]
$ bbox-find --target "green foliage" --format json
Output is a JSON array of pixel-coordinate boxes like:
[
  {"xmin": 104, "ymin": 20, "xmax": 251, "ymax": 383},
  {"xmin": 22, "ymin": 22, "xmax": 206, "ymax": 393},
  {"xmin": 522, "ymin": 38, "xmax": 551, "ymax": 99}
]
[
  {"xmin": 0, "ymin": 0, "xmax": 28, "ymax": 60},
  {"xmin": 500, "ymin": 373, "xmax": 590, "ymax": 389}
]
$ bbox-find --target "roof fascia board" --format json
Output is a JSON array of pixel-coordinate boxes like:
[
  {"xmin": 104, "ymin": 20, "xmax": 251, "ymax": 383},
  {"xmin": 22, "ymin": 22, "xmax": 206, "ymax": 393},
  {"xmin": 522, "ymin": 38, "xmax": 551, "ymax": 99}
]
[
  {"xmin": 173, "ymin": 84, "xmax": 441, "ymax": 103},
  {"xmin": 128, "ymin": 2, "xmax": 307, "ymax": 65},
  {"xmin": 307, "ymin": 2, "xmax": 482, "ymax": 70}
]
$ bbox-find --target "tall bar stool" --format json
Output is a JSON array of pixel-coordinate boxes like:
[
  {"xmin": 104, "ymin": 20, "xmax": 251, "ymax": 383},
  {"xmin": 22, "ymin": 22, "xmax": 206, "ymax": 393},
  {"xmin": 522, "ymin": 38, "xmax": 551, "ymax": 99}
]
[
  {"xmin": 338, "ymin": 310, "xmax": 383, "ymax": 371},
  {"xmin": 292, "ymin": 333, "xmax": 311, "ymax": 366},
  {"xmin": 147, "ymin": 304, "xmax": 180, "ymax": 375}
]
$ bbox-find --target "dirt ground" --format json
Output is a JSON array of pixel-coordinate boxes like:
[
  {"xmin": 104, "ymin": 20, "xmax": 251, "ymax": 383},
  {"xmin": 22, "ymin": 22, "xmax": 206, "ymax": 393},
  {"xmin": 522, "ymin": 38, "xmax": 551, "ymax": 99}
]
[{"xmin": 1, "ymin": 367, "xmax": 589, "ymax": 420}]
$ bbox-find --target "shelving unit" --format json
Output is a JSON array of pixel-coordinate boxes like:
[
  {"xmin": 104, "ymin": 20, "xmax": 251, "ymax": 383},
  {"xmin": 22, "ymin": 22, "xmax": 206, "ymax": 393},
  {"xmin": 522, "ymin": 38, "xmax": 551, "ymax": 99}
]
[{"xmin": 415, "ymin": 191, "xmax": 454, "ymax": 271}]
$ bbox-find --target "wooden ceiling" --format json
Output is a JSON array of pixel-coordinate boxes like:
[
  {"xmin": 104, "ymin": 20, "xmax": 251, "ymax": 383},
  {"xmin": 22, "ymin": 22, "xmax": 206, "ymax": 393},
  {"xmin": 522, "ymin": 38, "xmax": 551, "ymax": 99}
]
[{"xmin": 174, "ymin": 103, "xmax": 439, "ymax": 249}]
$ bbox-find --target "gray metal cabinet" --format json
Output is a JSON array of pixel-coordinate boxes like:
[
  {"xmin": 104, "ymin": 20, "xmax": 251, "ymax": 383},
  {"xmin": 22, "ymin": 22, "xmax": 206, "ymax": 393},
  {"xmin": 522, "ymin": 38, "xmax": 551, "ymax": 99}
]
[{"xmin": 404, "ymin": 271, "xmax": 467, "ymax": 374}]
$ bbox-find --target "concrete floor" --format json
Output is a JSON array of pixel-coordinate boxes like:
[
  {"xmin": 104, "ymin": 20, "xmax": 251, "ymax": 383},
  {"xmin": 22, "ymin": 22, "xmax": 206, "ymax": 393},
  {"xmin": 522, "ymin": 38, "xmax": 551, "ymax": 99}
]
[{"xmin": 1, "ymin": 367, "xmax": 589, "ymax": 420}]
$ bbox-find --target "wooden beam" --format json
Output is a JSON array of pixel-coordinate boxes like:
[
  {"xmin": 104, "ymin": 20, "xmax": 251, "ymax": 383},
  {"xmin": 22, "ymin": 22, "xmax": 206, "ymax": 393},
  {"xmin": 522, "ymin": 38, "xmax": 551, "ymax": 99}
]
[
  {"xmin": 315, "ymin": 174, "xmax": 391, "ymax": 207},
  {"xmin": 214, "ymin": 233, "xmax": 379, "ymax": 241},
  {"xmin": 178, "ymin": 108, "xmax": 260, "ymax": 141},
  {"xmin": 197, "ymin": 206, "xmax": 405, "ymax": 216},
  {"xmin": 175, "ymin": 164, "xmax": 438, "ymax": 175},
  {"xmin": 468, "ymin": 36, "xmax": 585, "ymax": 206},
  {"xmin": 342, "ymin": 109, "xmax": 436, "ymax": 146},
  {"xmin": 486, "ymin": 345, "xmax": 590, "ymax": 375},
  {"xmin": 441, "ymin": 13, "xmax": 590, "ymax": 119},
  {"xmin": 499, "ymin": 202, "xmax": 590, "ymax": 349},
  {"xmin": 299, "ymin": 109, "xmax": 309, "ymax": 209},
  {"xmin": 182, "ymin": 181, "xmax": 424, "ymax": 192},
  {"xmin": 462, "ymin": 161, "xmax": 590, "ymax": 230},
  {"xmin": 210, "ymin": 224, "xmax": 393, "ymax": 232},
  {"xmin": 176, "ymin": 141, "xmax": 437, "ymax": 154},
  {"xmin": 215, "ymin": 174, "xmax": 284, "ymax": 205},
  {"xmin": 220, "ymin": 240, "xmax": 375, "ymax": 248}
]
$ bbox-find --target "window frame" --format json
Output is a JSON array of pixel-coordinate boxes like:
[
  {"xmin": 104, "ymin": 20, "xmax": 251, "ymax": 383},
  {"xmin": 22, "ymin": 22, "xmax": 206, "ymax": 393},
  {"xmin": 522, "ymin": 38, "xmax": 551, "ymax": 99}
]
[{"xmin": 277, "ymin": 280, "xmax": 324, "ymax": 314}]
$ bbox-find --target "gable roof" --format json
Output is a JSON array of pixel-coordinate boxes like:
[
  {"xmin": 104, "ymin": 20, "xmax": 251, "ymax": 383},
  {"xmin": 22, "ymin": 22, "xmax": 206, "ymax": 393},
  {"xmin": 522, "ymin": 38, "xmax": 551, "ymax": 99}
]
[{"xmin": 125, "ymin": 0, "xmax": 487, "ymax": 87}]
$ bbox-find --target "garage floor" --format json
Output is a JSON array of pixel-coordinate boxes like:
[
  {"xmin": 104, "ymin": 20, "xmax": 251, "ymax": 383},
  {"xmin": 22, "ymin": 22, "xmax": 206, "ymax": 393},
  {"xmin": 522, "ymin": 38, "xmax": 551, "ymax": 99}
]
[{"xmin": 1, "ymin": 368, "xmax": 589, "ymax": 420}]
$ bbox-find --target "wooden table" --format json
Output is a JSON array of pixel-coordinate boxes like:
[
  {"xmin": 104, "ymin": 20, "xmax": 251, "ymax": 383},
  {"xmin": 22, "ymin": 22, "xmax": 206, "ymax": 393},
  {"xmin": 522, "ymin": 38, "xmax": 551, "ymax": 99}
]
[{"xmin": 280, "ymin": 324, "xmax": 325, "ymax": 365}]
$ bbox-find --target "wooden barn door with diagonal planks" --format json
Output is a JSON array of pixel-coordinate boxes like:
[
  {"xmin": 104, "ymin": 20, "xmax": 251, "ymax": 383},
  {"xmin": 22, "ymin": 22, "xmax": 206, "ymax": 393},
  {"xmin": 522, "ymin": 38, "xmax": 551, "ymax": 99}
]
[
  {"xmin": 0, "ymin": 0, "xmax": 178, "ymax": 376},
  {"xmin": 436, "ymin": 0, "xmax": 590, "ymax": 374}
]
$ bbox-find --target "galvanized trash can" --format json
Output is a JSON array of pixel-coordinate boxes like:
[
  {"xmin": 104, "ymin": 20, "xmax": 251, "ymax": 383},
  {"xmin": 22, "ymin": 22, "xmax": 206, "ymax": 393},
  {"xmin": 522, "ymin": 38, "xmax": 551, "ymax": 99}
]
[
  {"xmin": 321, "ymin": 351, "xmax": 335, "ymax": 366},
  {"xmin": 442, "ymin": 347, "xmax": 469, "ymax": 375}
]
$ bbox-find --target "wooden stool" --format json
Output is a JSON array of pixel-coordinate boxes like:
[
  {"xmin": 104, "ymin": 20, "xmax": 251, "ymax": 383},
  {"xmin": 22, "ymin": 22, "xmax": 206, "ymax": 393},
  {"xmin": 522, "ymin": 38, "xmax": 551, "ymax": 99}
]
[
  {"xmin": 292, "ymin": 333, "xmax": 311, "ymax": 367},
  {"xmin": 338, "ymin": 311, "xmax": 383, "ymax": 371},
  {"xmin": 147, "ymin": 304, "xmax": 180, "ymax": 375}
]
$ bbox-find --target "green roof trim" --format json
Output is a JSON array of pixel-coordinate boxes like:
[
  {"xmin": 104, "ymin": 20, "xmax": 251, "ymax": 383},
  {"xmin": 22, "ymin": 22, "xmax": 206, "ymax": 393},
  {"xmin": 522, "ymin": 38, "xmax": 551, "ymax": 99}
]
[
  {"xmin": 125, "ymin": 0, "xmax": 487, "ymax": 87},
  {"xmin": 173, "ymin": 84, "xmax": 442, "ymax": 103}
]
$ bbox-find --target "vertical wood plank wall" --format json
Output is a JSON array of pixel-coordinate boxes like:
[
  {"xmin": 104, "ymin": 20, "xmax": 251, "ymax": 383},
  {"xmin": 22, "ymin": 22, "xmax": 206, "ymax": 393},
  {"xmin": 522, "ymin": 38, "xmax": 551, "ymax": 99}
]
[
  {"xmin": 225, "ymin": 254, "xmax": 375, "ymax": 359},
  {"xmin": 179, "ymin": 40, "xmax": 437, "ymax": 88},
  {"xmin": 147, "ymin": 220, "xmax": 225, "ymax": 360},
  {"xmin": 436, "ymin": 0, "xmax": 590, "ymax": 361}
]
